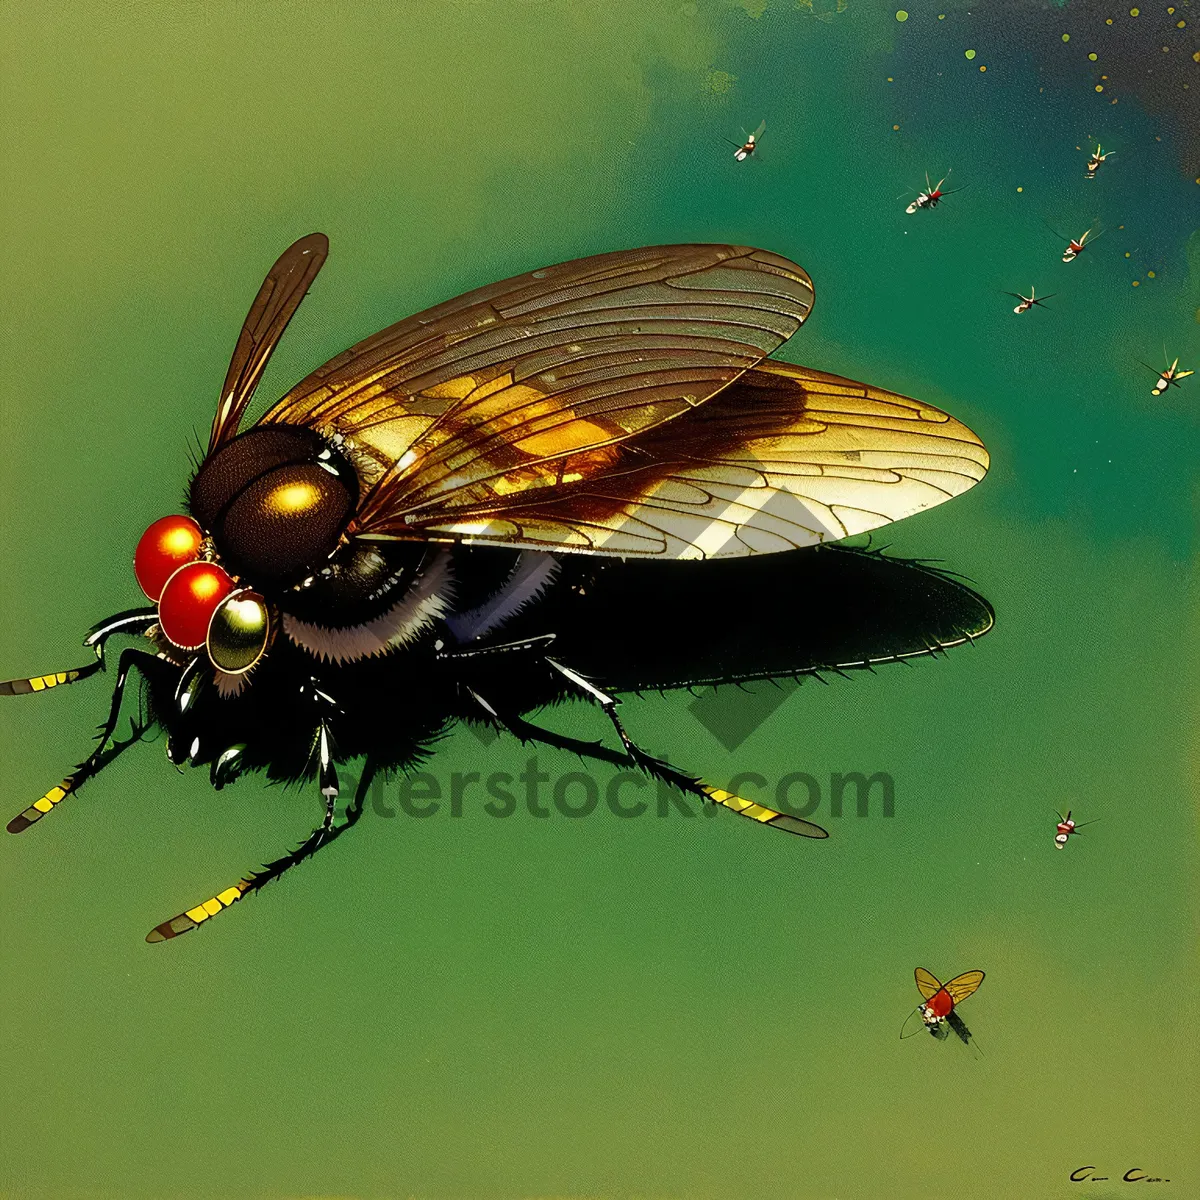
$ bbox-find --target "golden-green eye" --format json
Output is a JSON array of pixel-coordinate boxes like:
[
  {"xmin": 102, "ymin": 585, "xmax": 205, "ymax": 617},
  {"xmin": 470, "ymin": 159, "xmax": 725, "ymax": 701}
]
[{"xmin": 206, "ymin": 589, "xmax": 271, "ymax": 674}]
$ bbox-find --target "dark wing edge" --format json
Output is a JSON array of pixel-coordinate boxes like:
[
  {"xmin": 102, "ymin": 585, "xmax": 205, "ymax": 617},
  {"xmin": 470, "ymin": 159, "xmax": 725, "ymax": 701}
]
[{"xmin": 209, "ymin": 233, "xmax": 329, "ymax": 452}]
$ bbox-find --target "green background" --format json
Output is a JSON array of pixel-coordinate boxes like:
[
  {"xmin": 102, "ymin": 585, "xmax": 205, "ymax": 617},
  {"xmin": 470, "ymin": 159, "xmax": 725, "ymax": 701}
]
[{"xmin": 1, "ymin": 3, "xmax": 1197, "ymax": 1198}]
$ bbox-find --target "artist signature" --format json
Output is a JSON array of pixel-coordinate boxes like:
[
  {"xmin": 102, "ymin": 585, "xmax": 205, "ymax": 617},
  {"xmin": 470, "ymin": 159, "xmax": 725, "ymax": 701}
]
[{"xmin": 1071, "ymin": 1166, "xmax": 1171, "ymax": 1183}]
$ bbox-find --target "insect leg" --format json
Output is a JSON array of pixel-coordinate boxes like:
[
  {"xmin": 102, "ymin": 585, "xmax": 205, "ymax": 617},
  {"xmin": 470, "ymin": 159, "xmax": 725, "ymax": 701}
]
[
  {"xmin": 467, "ymin": 688, "xmax": 627, "ymax": 767},
  {"xmin": 589, "ymin": 680, "xmax": 827, "ymax": 836},
  {"xmin": 7, "ymin": 647, "xmax": 165, "ymax": 834},
  {"xmin": 437, "ymin": 633, "xmax": 557, "ymax": 661},
  {"xmin": 0, "ymin": 608, "xmax": 157, "ymax": 696},
  {"xmin": 146, "ymin": 753, "xmax": 378, "ymax": 943},
  {"xmin": 471, "ymin": 684, "xmax": 742, "ymax": 814},
  {"xmin": 478, "ymin": 662, "xmax": 828, "ymax": 839},
  {"xmin": 1, "ymin": 659, "xmax": 104, "ymax": 696}
]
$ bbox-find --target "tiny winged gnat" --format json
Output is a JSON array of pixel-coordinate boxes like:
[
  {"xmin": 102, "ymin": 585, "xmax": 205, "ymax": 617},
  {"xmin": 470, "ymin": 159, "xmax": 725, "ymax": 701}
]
[
  {"xmin": 1054, "ymin": 809, "xmax": 1096, "ymax": 849},
  {"xmin": 1085, "ymin": 143, "xmax": 1113, "ymax": 178},
  {"xmin": 726, "ymin": 119, "xmax": 766, "ymax": 162},
  {"xmin": 901, "ymin": 967, "xmax": 985, "ymax": 1049},
  {"xmin": 1141, "ymin": 353, "xmax": 1194, "ymax": 397},
  {"xmin": 1005, "ymin": 287, "xmax": 1055, "ymax": 315},
  {"xmin": 903, "ymin": 171, "xmax": 963, "ymax": 215},
  {"xmin": 1045, "ymin": 220, "xmax": 1102, "ymax": 263}
]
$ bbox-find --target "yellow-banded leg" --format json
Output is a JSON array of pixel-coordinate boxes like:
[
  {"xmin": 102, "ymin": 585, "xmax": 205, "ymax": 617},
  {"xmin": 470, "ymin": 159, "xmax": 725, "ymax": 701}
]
[
  {"xmin": 8, "ymin": 718, "xmax": 151, "ymax": 833},
  {"xmin": 546, "ymin": 659, "xmax": 828, "ymax": 839},
  {"xmin": 0, "ymin": 661, "xmax": 104, "ymax": 696},
  {"xmin": 6, "ymin": 647, "xmax": 164, "ymax": 834},
  {"xmin": 696, "ymin": 783, "xmax": 828, "ymax": 838},
  {"xmin": 147, "ymin": 754, "xmax": 377, "ymax": 942},
  {"xmin": 0, "ymin": 609, "xmax": 157, "ymax": 698},
  {"xmin": 472, "ymin": 664, "xmax": 828, "ymax": 840}
]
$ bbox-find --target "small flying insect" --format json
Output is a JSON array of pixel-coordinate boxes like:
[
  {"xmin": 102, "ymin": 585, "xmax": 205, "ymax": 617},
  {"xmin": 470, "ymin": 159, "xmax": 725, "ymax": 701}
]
[
  {"xmin": 1005, "ymin": 287, "xmax": 1055, "ymax": 315},
  {"xmin": 1046, "ymin": 221, "xmax": 1101, "ymax": 263},
  {"xmin": 726, "ymin": 120, "xmax": 766, "ymax": 162},
  {"xmin": 1054, "ymin": 809, "xmax": 1096, "ymax": 849},
  {"xmin": 1142, "ymin": 353, "xmax": 1195, "ymax": 396},
  {"xmin": 904, "ymin": 171, "xmax": 961, "ymax": 215},
  {"xmin": 901, "ymin": 967, "xmax": 985, "ymax": 1047},
  {"xmin": 1084, "ymin": 143, "xmax": 1113, "ymax": 178},
  {"xmin": 2, "ymin": 235, "xmax": 990, "ymax": 941}
]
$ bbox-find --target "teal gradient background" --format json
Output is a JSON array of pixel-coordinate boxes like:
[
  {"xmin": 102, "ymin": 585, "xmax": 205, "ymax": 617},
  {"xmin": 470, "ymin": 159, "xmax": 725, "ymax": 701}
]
[{"xmin": 1, "ymin": 3, "xmax": 1197, "ymax": 1198}]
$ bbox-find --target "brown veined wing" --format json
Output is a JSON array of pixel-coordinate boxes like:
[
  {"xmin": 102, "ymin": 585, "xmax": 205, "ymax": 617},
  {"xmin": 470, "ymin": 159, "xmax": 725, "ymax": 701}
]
[
  {"xmin": 943, "ymin": 970, "xmax": 985, "ymax": 1005},
  {"xmin": 388, "ymin": 361, "xmax": 989, "ymax": 558},
  {"xmin": 915, "ymin": 967, "xmax": 944, "ymax": 1001},
  {"xmin": 256, "ymin": 244, "xmax": 816, "ymax": 533},
  {"xmin": 209, "ymin": 233, "xmax": 328, "ymax": 452}
]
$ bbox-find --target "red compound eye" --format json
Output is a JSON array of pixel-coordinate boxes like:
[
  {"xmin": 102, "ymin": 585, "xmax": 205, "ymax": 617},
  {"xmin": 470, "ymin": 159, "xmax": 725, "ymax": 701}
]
[
  {"xmin": 158, "ymin": 561, "xmax": 234, "ymax": 650},
  {"xmin": 135, "ymin": 515, "xmax": 205, "ymax": 602}
]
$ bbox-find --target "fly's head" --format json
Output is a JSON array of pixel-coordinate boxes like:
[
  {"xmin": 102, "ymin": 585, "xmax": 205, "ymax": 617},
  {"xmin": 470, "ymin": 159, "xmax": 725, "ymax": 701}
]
[{"xmin": 134, "ymin": 427, "xmax": 360, "ymax": 677}]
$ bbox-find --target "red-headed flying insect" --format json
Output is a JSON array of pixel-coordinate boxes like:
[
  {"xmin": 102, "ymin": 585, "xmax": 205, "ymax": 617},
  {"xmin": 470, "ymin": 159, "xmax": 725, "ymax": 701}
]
[
  {"xmin": 904, "ymin": 171, "xmax": 962, "ymax": 215},
  {"xmin": 725, "ymin": 120, "xmax": 766, "ymax": 162},
  {"xmin": 1004, "ymin": 287, "xmax": 1054, "ymax": 315},
  {"xmin": 901, "ymin": 967, "xmax": 985, "ymax": 1046},
  {"xmin": 1046, "ymin": 221, "xmax": 1102, "ymax": 263},
  {"xmin": 1142, "ymin": 353, "xmax": 1195, "ymax": 396},
  {"xmin": 1085, "ymin": 143, "xmax": 1113, "ymax": 179},
  {"xmin": 1054, "ymin": 809, "xmax": 1096, "ymax": 849},
  {"xmin": 2, "ymin": 236, "xmax": 991, "ymax": 941}
]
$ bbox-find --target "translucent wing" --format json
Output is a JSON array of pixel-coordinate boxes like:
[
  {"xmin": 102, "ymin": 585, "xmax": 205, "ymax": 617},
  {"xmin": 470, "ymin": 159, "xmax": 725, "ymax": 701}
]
[
  {"xmin": 209, "ymin": 233, "xmax": 329, "ymax": 452},
  {"xmin": 398, "ymin": 361, "xmax": 989, "ymax": 558},
  {"xmin": 257, "ymin": 244, "xmax": 815, "ymax": 530},
  {"xmin": 751, "ymin": 119, "xmax": 767, "ymax": 139},
  {"xmin": 944, "ymin": 970, "xmax": 985, "ymax": 1005},
  {"xmin": 915, "ymin": 967, "xmax": 943, "ymax": 1000}
]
